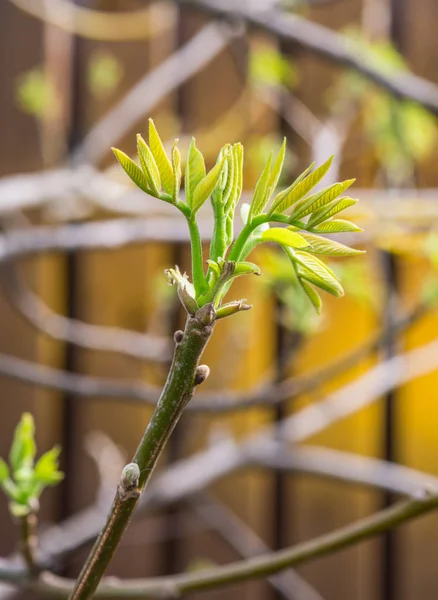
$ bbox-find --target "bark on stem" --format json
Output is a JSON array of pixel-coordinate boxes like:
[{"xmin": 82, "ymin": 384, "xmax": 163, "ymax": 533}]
[{"xmin": 68, "ymin": 310, "xmax": 215, "ymax": 600}]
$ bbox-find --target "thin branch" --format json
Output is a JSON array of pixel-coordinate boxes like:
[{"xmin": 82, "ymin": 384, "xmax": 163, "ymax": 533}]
[
  {"xmin": 1, "ymin": 266, "xmax": 172, "ymax": 363},
  {"xmin": 73, "ymin": 22, "xmax": 237, "ymax": 165},
  {"xmin": 9, "ymin": 0, "xmax": 173, "ymax": 41},
  {"xmin": 191, "ymin": 492, "xmax": 325, "ymax": 600},
  {"xmin": 0, "ymin": 303, "xmax": 425, "ymax": 411},
  {"xmin": 180, "ymin": 0, "xmax": 438, "ymax": 113},
  {"xmin": 3, "ymin": 492, "xmax": 438, "ymax": 597}
]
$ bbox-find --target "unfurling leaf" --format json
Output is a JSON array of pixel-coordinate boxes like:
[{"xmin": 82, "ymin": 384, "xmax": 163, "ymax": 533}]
[
  {"xmin": 233, "ymin": 262, "xmax": 261, "ymax": 277},
  {"xmin": 300, "ymin": 233, "xmax": 364, "ymax": 257},
  {"xmin": 34, "ymin": 447, "xmax": 64, "ymax": 485},
  {"xmin": 149, "ymin": 119, "xmax": 174, "ymax": 195},
  {"xmin": 192, "ymin": 157, "xmax": 227, "ymax": 213},
  {"xmin": 111, "ymin": 148, "xmax": 151, "ymax": 193},
  {"xmin": 270, "ymin": 162, "xmax": 315, "ymax": 215},
  {"xmin": 293, "ymin": 251, "xmax": 344, "ymax": 297},
  {"xmin": 216, "ymin": 299, "xmax": 252, "ymax": 319},
  {"xmin": 308, "ymin": 197, "xmax": 358, "ymax": 227},
  {"xmin": 185, "ymin": 138, "xmax": 206, "ymax": 208},
  {"xmin": 270, "ymin": 156, "xmax": 333, "ymax": 214},
  {"xmin": 311, "ymin": 219, "xmax": 363, "ymax": 233},
  {"xmin": 137, "ymin": 134, "xmax": 161, "ymax": 195},
  {"xmin": 248, "ymin": 153, "xmax": 272, "ymax": 220},
  {"xmin": 291, "ymin": 179, "xmax": 355, "ymax": 220},
  {"xmin": 299, "ymin": 279, "xmax": 322, "ymax": 314},
  {"xmin": 172, "ymin": 140, "xmax": 182, "ymax": 204},
  {"xmin": 267, "ymin": 138, "xmax": 286, "ymax": 201},
  {"xmin": 261, "ymin": 228, "xmax": 310, "ymax": 249},
  {"xmin": 10, "ymin": 413, "xmax": 36, "ymax": 474}
]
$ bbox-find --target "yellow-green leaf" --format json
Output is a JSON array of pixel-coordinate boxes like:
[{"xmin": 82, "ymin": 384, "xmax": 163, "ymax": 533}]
[
  {"xmin": 112, "ymin": 147, "xmax": 151, "ymax": 193},
  {"xmin": 300, "ymin": 233, "xmax": 364, "ymax": 257},
  {"xmin": 299, "ymin": 279, "xmax": 322, "ymax": 314},
  {"xmin": 137, "ymin": 134, "xmax": 161, "ymax": 195},
  {"xmin": 185, "ymin": 138, "xmax": 206, "ymax": 207},
  {"xmin": 294, "ymin": 251, "xmax": 344, "ymax": 297},
  {"xmin": 192, "ymin": 157, "xmax": 227, "ymax": 213},
  {"xmin": 172, "ymin": 140, "xmax": 181, "ymax": 204},
  {"xmin": 270, "ymin": 156, "xmax": 333, "ymax": 215},
  {"xmin": 291, "ymin": 179, "xmax": 355, "ymax": 220},
  {"xmin": 311, "ymin": 219, "xmax": 363, "ymax": 233},
  {"xmin": 267, "ymin": 138, "xmax": 286, "ymax": 200},
  {"xmin": 149, "ymin": 119, "xmax": 174, "ymax": 195},
  {"xmin": 308, "ymin": 197, "xmax": 358, "ymax": 227},
  {"xmin": 270, "ymin": 162, "xmax": 315, "ymax": 215},
  {"xmin": 261, "ymin": 228, "xmax": 310, "ymax": 249},
  {"xmin": 248, "ymin": 153, "xmax": 272, "ymax": 220}
]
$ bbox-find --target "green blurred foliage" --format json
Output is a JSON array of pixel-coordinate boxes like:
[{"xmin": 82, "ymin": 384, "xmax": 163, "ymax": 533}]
[
  {"xmin": 15, "ymin": 67, "xmax": 59, "ymax": 119},
  {"xmin": 87, "ymin": 50, "xmax": 124, "ymax": 100}
]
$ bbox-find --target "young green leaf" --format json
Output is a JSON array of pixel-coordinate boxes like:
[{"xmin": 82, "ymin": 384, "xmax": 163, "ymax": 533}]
[
  {"xmin": 267, "ymin": 138, "xmax": 286, "ymax": 200},
  {"xmin": 269, "ymin": 161, "xmax": 315, "ymax": 214},
  {"xmin": 293, "ymin": 251, "xmax": 344, "ymax": 297},
  {"xmin": 149, "ymin": 118, "xmax": 174, "ymax": 195},
  {"xmin": 112, "ymin": 148, "xmax": 151, "ymax": 194},
  {"xmin": 137, "ymin": 134, "xmax": 161, "ymax": 195},
  {"xmin": 172, "ymin": 140, "xmax": 181, "ymax": 203},
  {"xmin": 261, "ymin": 227, "xmax": 310, "ymax": 249},
  {"xmin": 34, "ymin": 446, "xmax": 64, "ymax": 485},
  {"xmin": 9, "ymin": 413, "xmax": 36, "ymax": 474},
  {"xmin": 310, "ymin": 219, "xmax": 363, "ymax": 233},
  {"xmin": 222, "ymin": 149, "xmax": 235, "ymax": 208},
  {"xmin": 211, "ymin": 144, "xmax": 230, "ymax": 207},
  {"xmin": 192, "ymin": 157, "xmax": 227, "ymax": 213},
  {"xmin": 225, "ymin": 143, "xmax": 244, "ymax": 214},
  {"xmin": 308, "ymin": 197, "xmax": 358, "ymax": 227},
  {"xmin": 300, "ymin": 233, "xmax": 364, "ymax": 257},
  {"xmin": 232, "ymin": 262, "xmax": 261, "ymax": 277},
  {"xmin": 290, "ymin": 179, "xmax": 355, "ymax": 220},
  {"xmin": 0, "ymin": 459, "xmax": 9, "ymax": 484},
  {"xmin": 270, "ymin": 156, "xmax": 334, "ymax": 215},
  {"xmin": 299, "ymin": 279, "xmax": 322, "ymax": 314},
  {"xmin": 248, "ymin": 154, "xmax": 272, "ymax": 220},
  {"xmin": 185, "ymin": 138, "xmax": 206, "ymax": 208}
]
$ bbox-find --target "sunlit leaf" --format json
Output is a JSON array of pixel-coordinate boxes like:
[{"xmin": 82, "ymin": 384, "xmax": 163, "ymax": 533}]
[
  {"xmin": 308, "ymin": 197, "xmax": 358, "ymax": 227},
  {"xmin": 112, "ymin": 148, "xmax": 151, "ymax": 193},
  {"xmin": 149, "ymin": 119, "xmax": 174, "ymax": 195},
  {"xmin": 267, "ymin": 138, "xmax": 286, "ymax": 200},
  {"xmin": 0, "ymin": 459, "xmax": 9, "ymax": 484},
  {"xmin": 270, "ymin": 157, "xmax": 333, "ymax": 214},
  {"xmin": 34, "ymin": 446, "xmax": 64, "ymax": 486},
  {"xmin": 172, "ymin": 140, "xmax": 181, "ymax": 203},
  {"xmin": 137, "ymin": 134, "xmax": 161, "ymax": 195},
  {"xmin": 299, "ymin": 279, "xmax": 322, "ymax": 314},
  {"xmin": 293, "ymin": 251, "xmax": 344, "ymax": 297},
  {"xmin": 300, "ymin": 233, "xmax": 364, "ymax": 257},
  {"xmin": 311, "ymin": 219, "xmax": 363, "ymax": 233},
  {"xmin": 233, "ymin": 262, "xmax": 261, "ymax": 277},
  {"xmin": 261, "ymin": 228, "xmax": 310, "ymax": 249},
  {"xmin": 185, "ymin": 138, "xmax": 206, "ymax": 208},
  {"xmin": 291, "ymin": 179, "xmax": 355, "ymax": 220},
  {"xmin": 192, "ymin": 157, "xmax": 227, "ymax": 213},
  {"xmin": 248, "ymin": 154, "xmax": 272, "ymax": 220}
]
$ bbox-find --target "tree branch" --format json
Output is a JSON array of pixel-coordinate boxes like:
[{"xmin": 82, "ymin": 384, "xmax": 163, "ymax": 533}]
[
  {"xmin": 9, "ymin": 0, "xmax": 173, "ymax": 41},
  {"xmin": 180, "ymin": 0, "xmax": 438, "ymax": 113},
  {"xmin": 1, "ymin": 265, "xmax": 172, "ymax": 363}
]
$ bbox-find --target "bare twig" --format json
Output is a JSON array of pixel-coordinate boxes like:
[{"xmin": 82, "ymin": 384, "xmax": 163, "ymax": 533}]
[
  {"xmin": 1, "ymin": 266, "xmax": 171, "ymax": 363},
  {"xmin": 180, "ymin": 0, "xmax": 438, "ymax": 113},
  {"xmin": 73, "ymin": 22, "xmax": 237, "ymax": 165},
  {"xmin": 3, "ymin": 491, "xmax": 438, "ymax": 597},
  {"xmin": 191, "ymin": 492, "xmax": 325, "ymax": 600},
  {"xmin": 9, "ymin": 0, "xmax": 173, "ymax": 41}
]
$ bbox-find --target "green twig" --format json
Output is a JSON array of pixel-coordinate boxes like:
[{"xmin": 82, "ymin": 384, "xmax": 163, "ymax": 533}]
[
  {"xmin": 67, "ymin": 309, "xmax": 215, "ymax": 600},
  {"xmin": 186, "ymin": 215, "xmax": 208, "ymax": 297},
  {"xmin": 19, "ymin": 514, "xmax": 38, "ymax": 575},
  {"xmin": 19, "ymin": 491, "xmax": 438, "ymax": 598}
]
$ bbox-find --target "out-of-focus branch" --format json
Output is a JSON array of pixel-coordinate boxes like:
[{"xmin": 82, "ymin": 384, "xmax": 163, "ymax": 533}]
[
  {"xmin": 179, "ymin": 0, "xmax": 438, "ymax": 114},
  {"xmin": 0, "ymin": 304, "xmax": 428, "ymax": 411},
  {"xmin": 1, "ymin": 266, "xmax": 172, "ymax": 363},
  {"xmin": 74, "ymin": 22, "xmax": 237, "ymax": 165},
  {"xmin": 3, "ymin": 491, "xmax": 438, "ymax": 597},
  {"xmin": 9, "ymin": 0, "xmax": 173, "ymax": 41},
  {"xmin": 191, "ymin": 492, "xmax": 325, "ymax": 600}
]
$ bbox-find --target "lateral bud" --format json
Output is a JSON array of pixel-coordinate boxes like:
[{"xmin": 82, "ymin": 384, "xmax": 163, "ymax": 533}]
[
  {"xmin": 165, "ymin": 266, "xmax": 199, "ymax": 315},
  {"xmin": 194, "ymin": 364, "xmax": 210, "ymax": 386},
  {"xmin": 120, "ymin": 462, "xmax": 140, "ymax": 491},
  {"xmin": 173, "ymin": 330, "xmax": 184, "ymax": 345},
  {"xmin": 196, "ymin": 302, "xmax": 216, "ymax": 326},
  {"xmin": 216, "ymin": 299, "xmax": 253, "ymax": 320}
]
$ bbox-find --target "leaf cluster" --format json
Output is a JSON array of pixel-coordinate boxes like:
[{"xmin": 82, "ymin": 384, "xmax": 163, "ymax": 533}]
[
  {"xmin": 113, "ymin": 122, "xmax": 364, "ymax": 317},
  {"xmin": 0, "ymin": 413, "xmax": 63, "ymax": 517}
]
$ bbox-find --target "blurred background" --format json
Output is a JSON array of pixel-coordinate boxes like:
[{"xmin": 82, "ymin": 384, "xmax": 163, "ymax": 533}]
[{"xmin": 1, "ymin": 1, "xmax": 438, "ymax": 599}]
